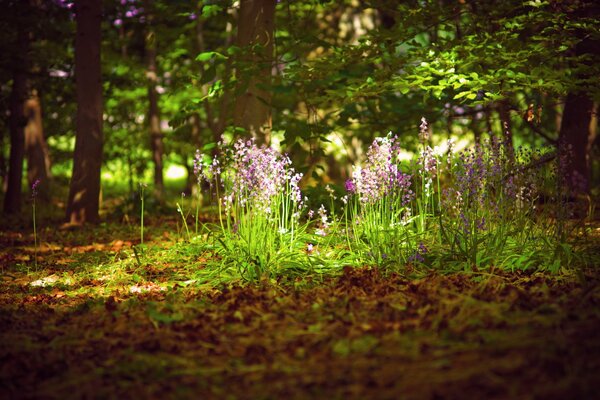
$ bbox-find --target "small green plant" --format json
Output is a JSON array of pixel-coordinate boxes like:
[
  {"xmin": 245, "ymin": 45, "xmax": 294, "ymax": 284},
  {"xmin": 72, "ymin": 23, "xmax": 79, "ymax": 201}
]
[
  {"xmin": 139, "ymin": 182, "xmax": 147, "ymax": 247},
  {"xmin": 344, "ymin": 134, "xmax": 415, "ymax": 265},
  {"xmin": 437, "ymin": 136, "xmax": 558, "ymax": 269},
  {"xmin": 176, "ymin": 192, "xmax": 191, "ymax": 241},
  {"xmin": 414, "ymin": 117, "xmax": 443, "ymax": 236},
  {"xmin": 194, "ymin": 139, "xmax": 309, "ymax": 280},
  {"xmin": 31, "ymin": 179, "xmax": 41, "ymax": 271},
  {"xmin": 193, "ymin": 150, "xmax": 203, "ymax": 235},
  {"xmin": 179, "ymin": 120, "xmax": 586, "ymax": 277}
]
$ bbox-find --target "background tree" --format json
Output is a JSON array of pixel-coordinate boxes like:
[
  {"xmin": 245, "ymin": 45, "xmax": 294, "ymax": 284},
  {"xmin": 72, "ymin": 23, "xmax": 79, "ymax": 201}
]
[
  {"xmin": 557, "ymin": 0, "xmax": 600, "ymax": 195},
  {"xmin": 65, "ymin": 0, "xmax": 103, "ymax": 224},
  {"xmin": 143, "ymin": 0, "xmax": 164, "ymax": 200},
  {"xmin": 233, "ymin": 0, "xmax": 276, "ymax": 145},
  {"xmin": 3, "ymin": 0, "xmax": 30, "ymax": 214},
  {"xmin": 25, "ymin": 90, "xmax": 52, "ymax": 202}
]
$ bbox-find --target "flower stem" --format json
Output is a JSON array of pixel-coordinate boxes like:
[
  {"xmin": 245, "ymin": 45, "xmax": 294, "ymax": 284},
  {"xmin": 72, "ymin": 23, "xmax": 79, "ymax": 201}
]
[{"xmin": 33, "ymin": 199, "xmax": 38, "ymax": 271}]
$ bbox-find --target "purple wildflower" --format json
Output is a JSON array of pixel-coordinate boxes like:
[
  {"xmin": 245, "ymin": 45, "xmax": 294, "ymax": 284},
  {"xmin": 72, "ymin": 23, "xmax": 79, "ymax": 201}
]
[
  {"xmin": 315, "ymin": 204, "xmax": 330, "ymax": 236},
  {"xmin": 193, "ymin": 150, "xmax": 203, "ymax": 180},
  {"xmin": 206, "ymin": 138, "xmax": 305, "ymax": 217},
  {"xmin": 31, "ymin": 179, "xmax": 41, "ymax": 198},
  {"xmin": 408, "ymin": 242, "xmax": 428, "ymax": 263},
  {"xmin": 350, "ymin": 135, "xmax": 414, "ymax": 205},
  {"xmin": 419, "ymin": 117, "xmax": 430, "ymax": 143},
  {"xmin": 345, "ymin": 179, "xmax": 356, "ymax": 193}
]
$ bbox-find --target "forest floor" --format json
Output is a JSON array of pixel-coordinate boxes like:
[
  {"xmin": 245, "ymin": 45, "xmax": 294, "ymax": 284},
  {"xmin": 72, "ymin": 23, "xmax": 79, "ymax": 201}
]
[{"xmin": 1, "ymin": 217, "xmax": 600, "ymax": 399}]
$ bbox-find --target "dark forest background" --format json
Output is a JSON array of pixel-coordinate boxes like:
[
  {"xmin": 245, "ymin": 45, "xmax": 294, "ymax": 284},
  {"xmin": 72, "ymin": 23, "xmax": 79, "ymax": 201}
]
[{"xmin": 1, "ymin": 0, "xmax": 598, "ymax": 224}]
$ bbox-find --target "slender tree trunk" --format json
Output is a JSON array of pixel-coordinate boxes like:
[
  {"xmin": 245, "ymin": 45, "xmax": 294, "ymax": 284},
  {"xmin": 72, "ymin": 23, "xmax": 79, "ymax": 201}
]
[
  {"xmin": 144, "ymin": 0, "xmax": 164, "ymax": 200},
  {"xmin": 233, "ymin": 0, "xmax": 276, "ymax": 145},
  {"xmin": 485, "ymin": 113, "xmax": 494, "ymax": 136},
  {"xmin": 66, "ymin": 0, "xmax": 103, "ymax": 225},
  {"xmin": 184, "ymin": 113, "xmax": 202, "ymax": 195},
  {"xmin": 471, "ymin": 114, "xmax": 482, "ymax": 145},
  {"xmin": 24, "ymin": 91, "xmax": 51, "ymax": 201},
  {"xmin": 3, "ymin": 10, "xmax": 30, "ymax": 214},
  {"xmin": 0, "ymin": 129, "xmax": 6, "ymax": 193},
  {"xmin": 496, "ymin": 99, "xmax": 515, "ymax": 164},
  {"xmin": 588, "ymin": 103, "xmax": 598, "ymax": 160},
  {"xmin": 497, "ymin": 100, "xmax": 513, "ymax": 145},
  {"xmin": 558, "ymin": 2, "xmax": 600, "ymax": 195},
  {"xmin": 148, "ymin": 74, "xmax": 164, "ymax": 200}
]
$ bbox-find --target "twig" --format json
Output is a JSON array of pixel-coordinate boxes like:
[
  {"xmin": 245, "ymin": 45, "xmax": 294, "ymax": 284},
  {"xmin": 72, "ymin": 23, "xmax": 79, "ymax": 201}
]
[{"xmin": 503, "ymin": 151, "xmax": 556, "ymax": 180}]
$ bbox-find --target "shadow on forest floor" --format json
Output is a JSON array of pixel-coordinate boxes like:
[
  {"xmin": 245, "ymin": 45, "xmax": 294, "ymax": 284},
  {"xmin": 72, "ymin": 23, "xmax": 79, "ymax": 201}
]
[{"xmin": 1, "ymin": 222, "xmax": 600, "ymax": 399}]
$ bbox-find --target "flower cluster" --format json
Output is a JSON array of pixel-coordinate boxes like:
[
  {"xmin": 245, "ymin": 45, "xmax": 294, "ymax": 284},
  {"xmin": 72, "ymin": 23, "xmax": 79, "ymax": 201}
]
[
  {"xmin": 408, "ymin": 242, "xmax": 428, "ymax": 263},
  {"xmin": 315, "ymin": 204, "xmax": 330, "ymax": 236},
  {"xmin": 226, "ymin": 139, "xmax": 303, "ymax": 213},
  {"xmin": 193, "ymin": 150, "xmax": 221, "ymax": 186},
  {"xmin": 192, "ymin": 150, "xmax": 203, "ymax": 182},
  {"xmin": 441, "ymin": 137, "xmax": 543, "ymax": 239},
  {"xmin": 348, "ymin": 135, "xmax": 414, "ymax": 205},
  {"xmin": 419, "ymin": 117, "xmax": 430, "ymax": 143},
  {"xmin": 195, "ymin": 138, "xmax": 304, "ymax": 218},
  {"xmin": 31, "ymin": 179, "xmax": 41, "ymax": 198}
]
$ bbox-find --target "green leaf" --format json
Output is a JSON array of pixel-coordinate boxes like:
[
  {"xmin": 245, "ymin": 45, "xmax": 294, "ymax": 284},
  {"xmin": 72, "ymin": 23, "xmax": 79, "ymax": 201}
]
[
  {"xmin": 227, "ymin": 45, "xmax": 241, "ymax": 56},
  {"xmin": 201, "ymin": 5, "xmax": 222, "ymax": 18},
  {"xmin": 196, "ymin": 51, "xmax": 227, "ymax": 62}
]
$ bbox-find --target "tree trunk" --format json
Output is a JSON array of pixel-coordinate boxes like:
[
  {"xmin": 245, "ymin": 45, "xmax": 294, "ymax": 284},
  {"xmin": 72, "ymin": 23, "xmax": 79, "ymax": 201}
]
[
  {"xmin": 558, "ymin": 93, "xmax": 595, "ymax": 194},
  {"xmin": 184, "ymin": 113, "xmax": 202, "ymax": 195},
  {"xmin": 494, "ymin": 99, "xmax": 517, "ymax": 166},
  {"xmin": 144, "ymin": 0, "xmax": 164, "ymax": 200},
  {"xmin": 471, "ymin": 114, "xmax": 482, "ymax": 145},
  {"xmin": 0, "ymin": 130, "xmax": 6, "ymax": 193},
  {"xmin": 3, "ymin": 9, "xmax": 30, "ymax": 214},
  {"xmin": 497, "ymin": 100, "xmax": 514, "ymax": 150},
  {"xmin": 24, "ymin": 91, "xmax": 51, "ymax": 202},
  {"xmin": 66, "ymin": 0, "xmax": 103, "ymax": 225},
  {"xmin": 558, "ymin": 2, "xmax": 600, "ymax": 195},
  {"xmin": 233, "ymin": 0, "xmax": 276, "ymax": 145}
]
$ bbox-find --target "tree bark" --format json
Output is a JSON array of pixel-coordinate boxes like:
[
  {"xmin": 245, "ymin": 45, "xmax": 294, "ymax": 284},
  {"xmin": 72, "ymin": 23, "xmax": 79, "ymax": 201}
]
[
  {"xmin": 24, "ymin": 91, "xmax": 51, "ymax": 202},
  {"xmin": 0, "ymin": 131, "xmax": 6, "ymax": 193},
  {"xmin": 193, "ymin": 5, "xmax": 238, "ymax": 150},
  {"xmin": 184, "ymin": 112, "xmax": 202, "ymax": 195},
  {"xmin": 144, "ymin": 0, "xmax": 164, "ymax": 200},
  {"xmin": 66, "ymin": 0, "xmax": 103, "ymax": 225},
  {"xmin": 558, "ymin": 2, "xmax": 600, "ymax": 195},
  {"xmin": 233, "ymin": 0, "xmax": 276, "ymax": 145},
  {"xmin": 497, "ymin": 99, "xmax": 514, "ymax": 153},
  {"xmin": 492, "ymin": 99, "xmax": 517, "ymax": 167},
  {"xmin": 3, "ymin": 7, "xmax": 30, "ymax": 214},
  {"xmin": 558, "ymin": 93, "xmax": 595, "ymax": 194}
]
